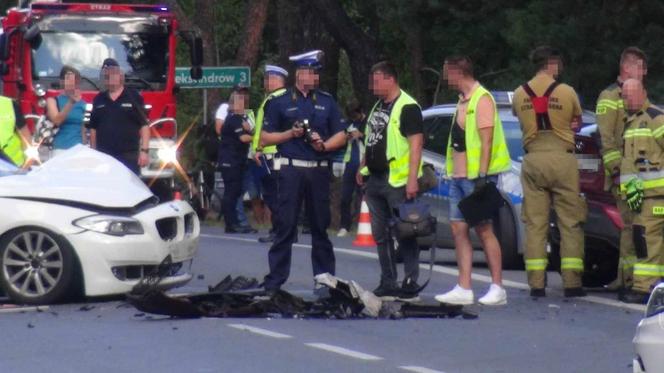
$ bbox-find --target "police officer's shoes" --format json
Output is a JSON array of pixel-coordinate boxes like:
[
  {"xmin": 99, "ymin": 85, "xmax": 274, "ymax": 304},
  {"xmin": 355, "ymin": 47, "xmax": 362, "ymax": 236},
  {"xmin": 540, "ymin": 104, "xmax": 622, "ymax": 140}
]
[
  {"xmin": 336, "ymin": 228, "xmax": 349, "ymax": 237},
  {"xmin": 563, "ymin": 287, "xmax": 587, "ymax": 298},
  {"xmin": 226, "ymin": 225, "xmax": 258, "ymax": 234},
  {"xmin": 434, "ymin": 285, "xmax": 474, "ymax": 305},
  {"xmin": 619, "ymin": 289, "xmax": 650, "ymax": 304},
  {"xmin": 373, "ymin": 284, "xmax": 401, "ymax": 301}
]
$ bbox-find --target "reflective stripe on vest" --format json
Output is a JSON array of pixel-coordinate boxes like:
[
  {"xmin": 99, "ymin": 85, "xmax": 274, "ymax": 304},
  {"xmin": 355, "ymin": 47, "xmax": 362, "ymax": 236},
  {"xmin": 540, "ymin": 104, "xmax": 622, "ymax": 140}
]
[
  {"xmin": 0, "ymin": 97, "xmax": 24, "ymax": 167},
  {"xmin": 602, "ymin": 149, "xmax": 622, "ymax": 166},
  {"xmin": 595, "ymin": 98, "xmax": 624, "ymax": 114},
  {"xmin": 361, "ymin": 90, "xmax": 423, "ymax": 187},
  {"xmin": 561, "ymin": 257, "xmax": 584, "ymax": 271},
  {"xmin": 445, "ymin": 85, "xmax": 511, "ymax": 179},
  {"xmin": 253, "ymin": 88, "xmax": 286, "ymax": 154},
  {"xmin": 633, "ymin": 263, "xmax": 664, "ymax": 277},
  {"xmin": 620, "ymin": 170, "xmax": 664, "ymax": 192}
]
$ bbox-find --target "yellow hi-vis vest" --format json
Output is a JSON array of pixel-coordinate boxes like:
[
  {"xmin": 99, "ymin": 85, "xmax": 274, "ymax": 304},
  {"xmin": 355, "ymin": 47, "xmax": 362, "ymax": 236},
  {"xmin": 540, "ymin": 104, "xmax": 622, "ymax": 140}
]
[
  {"xmin": 360, "ymin": 90, "xmax": 423, "ymax": 187},
  {"xmin": 0, "ymin": 97, "xmax": 25, "ymax": 167},
  {"xmin": 446, "ymin": 85, "xmax": 511, "ymax": 179},
  {"xmin": 253, "ymin": 88, "xmax": 287, "ymax": 154}
]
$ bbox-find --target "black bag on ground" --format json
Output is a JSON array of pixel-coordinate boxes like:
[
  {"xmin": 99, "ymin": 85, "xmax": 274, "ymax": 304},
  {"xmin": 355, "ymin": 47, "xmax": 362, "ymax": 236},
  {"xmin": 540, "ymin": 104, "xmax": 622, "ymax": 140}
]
[{"xmin": 457, "ymin": 181, "xmax": 505, "ymax": 227}]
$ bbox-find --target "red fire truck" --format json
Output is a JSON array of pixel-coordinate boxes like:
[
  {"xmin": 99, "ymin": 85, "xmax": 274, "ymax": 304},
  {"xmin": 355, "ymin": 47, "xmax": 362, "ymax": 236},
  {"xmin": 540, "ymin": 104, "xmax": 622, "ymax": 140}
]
[{"xmin": 0, "ymin": 1, "xmax": 203, "ymax": 198}]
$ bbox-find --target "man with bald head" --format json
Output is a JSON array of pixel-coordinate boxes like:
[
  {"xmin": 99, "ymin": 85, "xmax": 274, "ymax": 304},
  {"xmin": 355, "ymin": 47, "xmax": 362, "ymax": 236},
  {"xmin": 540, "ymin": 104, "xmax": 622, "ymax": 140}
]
[{"xmin": 619, "ymin": 78, "xmax": 664, "ymax": 304}]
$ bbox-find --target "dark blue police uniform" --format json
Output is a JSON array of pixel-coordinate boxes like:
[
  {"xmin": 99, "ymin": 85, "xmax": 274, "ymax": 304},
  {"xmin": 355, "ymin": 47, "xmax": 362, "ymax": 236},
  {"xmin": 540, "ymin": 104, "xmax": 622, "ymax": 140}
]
[
  {"xmin": 262, "ymin": 87, "xmax": 345, "ymax": 290},
  {"xmin": 218, "ymin": 113, "xmax": 250, "ymax": 229}
]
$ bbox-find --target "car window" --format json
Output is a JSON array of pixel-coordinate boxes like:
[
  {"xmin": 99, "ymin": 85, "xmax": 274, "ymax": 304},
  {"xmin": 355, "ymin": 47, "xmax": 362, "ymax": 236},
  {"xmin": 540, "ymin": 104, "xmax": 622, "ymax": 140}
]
[
  {"xmin": 423, "ymin": 115, "xmax": 453, "ymax": 156},
  {"xmin": 501, "ymin": 120, "xmax": 524, "ymax": 161}
]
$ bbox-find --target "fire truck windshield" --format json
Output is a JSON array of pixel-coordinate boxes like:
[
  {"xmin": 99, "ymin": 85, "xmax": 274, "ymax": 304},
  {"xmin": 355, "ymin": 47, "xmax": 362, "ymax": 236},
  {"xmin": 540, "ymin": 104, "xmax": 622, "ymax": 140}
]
[{"xmin": 32, "ymin": 26, "xmax": 168, "ymax": 91}]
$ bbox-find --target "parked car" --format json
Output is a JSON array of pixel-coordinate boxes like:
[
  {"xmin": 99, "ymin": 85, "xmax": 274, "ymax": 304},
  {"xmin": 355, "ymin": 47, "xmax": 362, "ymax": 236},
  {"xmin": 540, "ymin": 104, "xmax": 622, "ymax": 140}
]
[
  {"xmin": 632, "ymin": 282, "xmax": 664, "ymax": 373},
  {"xmin": 419, "ymin": 92, "xmax": 621, "ymax": 286},
  {"xmin": 0, "ymin": 146, "xmax": 199, "ymax": 305}
]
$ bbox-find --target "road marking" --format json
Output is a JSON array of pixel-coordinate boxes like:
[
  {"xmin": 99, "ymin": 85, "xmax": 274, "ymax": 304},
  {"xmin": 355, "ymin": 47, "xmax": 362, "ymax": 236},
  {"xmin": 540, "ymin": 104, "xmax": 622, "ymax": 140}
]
[
  {"xmin": 400, "ymin": 366, "xmax": 447, "ymax": 373},
  {"xmin": 201, "ymin": 233, "xmax": 647, "ymax": 312},
  {"xmin": 0, "ymin": 305, "xmax": 49, "ymax": 314},
  {"xmin": 304, "ymin": 343, "xmax": 383, "ymax": 361},
  {"xmin": 227, "ymin": 323, "xmax": 293, "ymax": 339}
]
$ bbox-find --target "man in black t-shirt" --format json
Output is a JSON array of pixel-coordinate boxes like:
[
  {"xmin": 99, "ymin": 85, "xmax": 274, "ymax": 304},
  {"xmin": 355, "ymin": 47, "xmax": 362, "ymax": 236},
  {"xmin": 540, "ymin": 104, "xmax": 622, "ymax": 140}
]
[
  {"xmin": 87, "ymin": 58, "xmax": 150, "ymax": 175},
  {"xmin": 358, "ymin": 61, "xmax": 424, "ymax": 302}
]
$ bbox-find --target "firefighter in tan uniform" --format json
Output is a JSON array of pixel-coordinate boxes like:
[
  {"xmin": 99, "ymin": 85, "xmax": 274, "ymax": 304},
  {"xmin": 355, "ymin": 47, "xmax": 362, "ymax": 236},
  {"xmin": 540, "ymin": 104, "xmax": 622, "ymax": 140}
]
[
  {"xmin": 595, "ymin": 47, "xmax": 647, "ymax": 291},
  {"xmin": 512, "ymin": 46, "xmax": 587, "ymax": 298},
  {"xmin": 619, "ymin": 79, "xmax": 664, "ymax": 304}
]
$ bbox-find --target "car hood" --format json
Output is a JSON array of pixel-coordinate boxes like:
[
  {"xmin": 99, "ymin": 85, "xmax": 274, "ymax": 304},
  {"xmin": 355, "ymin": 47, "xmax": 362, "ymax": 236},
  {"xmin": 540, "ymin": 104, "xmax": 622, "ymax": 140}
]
[{"xmin": 0, "ymin": 145, "xmax": 153, "ymax": 208}]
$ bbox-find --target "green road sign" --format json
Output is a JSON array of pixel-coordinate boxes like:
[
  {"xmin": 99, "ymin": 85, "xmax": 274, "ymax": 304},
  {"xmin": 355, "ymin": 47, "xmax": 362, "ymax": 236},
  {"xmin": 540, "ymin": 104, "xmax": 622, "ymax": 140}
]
[{"xmin": 175, "ymin": 67, "xmax": 251, "ymax": 89}]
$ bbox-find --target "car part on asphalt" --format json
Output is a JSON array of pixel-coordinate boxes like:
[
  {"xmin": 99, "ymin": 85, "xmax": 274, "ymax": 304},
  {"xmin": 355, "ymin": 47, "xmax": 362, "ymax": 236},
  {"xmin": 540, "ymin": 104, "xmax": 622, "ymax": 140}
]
[{"xmin": 127, "ymin": 258, "xmax": 476, "ymax": 320}]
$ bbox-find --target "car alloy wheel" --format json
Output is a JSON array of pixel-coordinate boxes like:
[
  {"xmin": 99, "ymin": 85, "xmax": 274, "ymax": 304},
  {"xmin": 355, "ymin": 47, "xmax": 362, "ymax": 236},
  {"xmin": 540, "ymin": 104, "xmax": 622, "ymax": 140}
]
[{"xmin": 0, "ymin": 227, "xmax": 76, "ymax": 304}]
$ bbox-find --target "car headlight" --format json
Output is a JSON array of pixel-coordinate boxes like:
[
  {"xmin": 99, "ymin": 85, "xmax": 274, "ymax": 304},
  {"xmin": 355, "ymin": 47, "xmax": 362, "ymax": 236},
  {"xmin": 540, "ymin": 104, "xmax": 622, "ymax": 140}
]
[
  {"xmin": 73, "ymin": 215, "xmax": 144, "ymax": 236},
  {"xmin": 645, "ymin": 286, "xmax": 664, "ymax": 318}
]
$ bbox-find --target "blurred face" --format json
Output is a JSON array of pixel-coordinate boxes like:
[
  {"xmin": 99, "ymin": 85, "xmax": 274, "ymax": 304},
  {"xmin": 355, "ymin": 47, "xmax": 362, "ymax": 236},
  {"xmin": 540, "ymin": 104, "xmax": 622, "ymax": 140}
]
[
  {"xmin": 295, "ymin": 68, "xmax": 317, "ymax": 90},
  {"xmin": 264, "ymin": 74, "xmax": 285, "ymax": 92},
  {"xmin": 229, "ymin": 92, "xmax": 246, "ymax": 113},
  {"xmin": 442, "ymin": 62, "xmax": 463, "ymax": 90},
  {"xmin": 370, "ymin": 71, "xmax": 392, "ymax": 97},
  {"xmin": 102, "ymin": 66, "xmax": 123, "ymax": 91},
  {"xmin": 546, "ymin": 58, "xmax": 562, "ymax": 78},
  {"xmin": 623, "ymin": 80, "xmax": 646, "ymax": 112},
  {"xmin": 623, "ymin": 58, "xmax": 647, "ymax": 81},
  {"xmin": 62, "ymin": 72, "xmax": 79, "ymax": 92}
]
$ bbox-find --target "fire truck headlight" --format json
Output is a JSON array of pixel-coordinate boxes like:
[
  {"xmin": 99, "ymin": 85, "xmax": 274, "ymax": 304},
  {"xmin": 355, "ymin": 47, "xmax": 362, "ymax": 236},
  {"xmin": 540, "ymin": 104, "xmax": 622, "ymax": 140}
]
[
  {"xmin": 34, "ymin": 84, "xmax": 46, "ymax": 98},
  {"xmin": 157, "ymin": 146, "xmax": 178, "ymax": 164}
]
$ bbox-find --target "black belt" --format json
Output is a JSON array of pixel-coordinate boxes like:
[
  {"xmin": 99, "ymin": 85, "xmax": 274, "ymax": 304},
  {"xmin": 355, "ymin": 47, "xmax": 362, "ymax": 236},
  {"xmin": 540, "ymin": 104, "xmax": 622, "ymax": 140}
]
[{"xmin": 524, "ymin": 149, "xmax": 573, "ymax": 154}]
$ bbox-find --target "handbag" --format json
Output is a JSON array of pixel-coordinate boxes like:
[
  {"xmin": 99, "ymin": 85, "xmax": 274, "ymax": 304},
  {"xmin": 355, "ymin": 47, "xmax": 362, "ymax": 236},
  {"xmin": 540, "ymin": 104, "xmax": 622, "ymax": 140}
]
[
  {"xmin": 390, "ymin": 199, "xmax": 437, "ymax": 241},
  {"xmin": 457, "ymin": 181, "xmax": 506, "ymax": 227}
]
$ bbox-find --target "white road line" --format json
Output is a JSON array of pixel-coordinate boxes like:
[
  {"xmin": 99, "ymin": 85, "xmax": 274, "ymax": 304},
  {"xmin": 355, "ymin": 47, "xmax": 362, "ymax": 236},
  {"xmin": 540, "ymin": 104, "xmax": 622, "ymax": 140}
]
[
  {"xmin": 0, "ymin": 305, "xmax": 49, "ymax": 314},
  {"xmin": 305, "ymin": 343, "xmax": 383, "ymax": 361},
  {"xmin": 201, "ymin": 233, "xmax": 646, "ymax": 312},
  {"xmin": 227, "ymin": 323, "xmax": 293, "ymax": 339},
  {"xmin": 400, "ymin": 366, "xmax": 447, "ymax": 373}
]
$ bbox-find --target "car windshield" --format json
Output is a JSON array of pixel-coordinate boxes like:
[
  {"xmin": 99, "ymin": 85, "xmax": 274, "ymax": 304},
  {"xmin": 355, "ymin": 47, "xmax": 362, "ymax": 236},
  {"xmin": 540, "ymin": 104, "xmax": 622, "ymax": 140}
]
[{"xmin": 32, "ymin": 31, "xmax": 168, "ymax": 90}]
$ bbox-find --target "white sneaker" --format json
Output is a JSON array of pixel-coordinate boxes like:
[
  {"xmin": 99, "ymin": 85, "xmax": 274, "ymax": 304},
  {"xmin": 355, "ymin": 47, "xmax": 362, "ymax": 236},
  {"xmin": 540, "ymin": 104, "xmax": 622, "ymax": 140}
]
[
  {"xmin": 434, "ymin": 285, "xmax": 474, "ymax": 305},
  {"xmin": 337, "ymin": 228, "xmax": 349, "ymax": 237},
  {"xmin": 478, "ymin": 284, "xmax": 507, "ymax": 306}
]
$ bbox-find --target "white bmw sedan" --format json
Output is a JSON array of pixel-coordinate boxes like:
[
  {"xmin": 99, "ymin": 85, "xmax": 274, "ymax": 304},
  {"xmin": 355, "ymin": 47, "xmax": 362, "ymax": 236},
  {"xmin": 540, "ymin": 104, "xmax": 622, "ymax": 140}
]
[{"xmin": 0, "ymin": 145, "xmax": 199, "ymax": 305}]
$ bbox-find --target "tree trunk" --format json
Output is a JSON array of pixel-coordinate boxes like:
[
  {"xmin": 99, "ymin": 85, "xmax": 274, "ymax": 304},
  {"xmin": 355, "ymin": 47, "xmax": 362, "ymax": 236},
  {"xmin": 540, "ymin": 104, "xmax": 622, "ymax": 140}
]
[
  {"xmin": 402, "ymin": 1, "xmax": 425, "ymax": 104},
  {"xmin": 235, "ymin": 0, "xmax": 270, "ymax": 69},
  {"xmin": 310, "ymin": 0, "xmax": 382, "ymax": 106}
]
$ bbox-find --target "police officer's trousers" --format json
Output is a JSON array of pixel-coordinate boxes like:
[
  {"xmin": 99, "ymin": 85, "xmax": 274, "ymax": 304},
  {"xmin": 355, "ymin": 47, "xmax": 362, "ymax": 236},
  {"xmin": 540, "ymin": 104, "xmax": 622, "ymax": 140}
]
[
  {"xmin": 611, "ymin": 185, "xmax": 635, "ymax": 288},
  {"xmin": 263, "ymin": 164, "xmax": 335, "ymax": 290},
  {"xmin": 220, "ymin": 164, "xmax": 245, "ymax": 227},
  {"xmin": 259, "ymin": 158, "xmax": 278, "ymax": 216},
  {"xmin": 632, "ymin": 198, "xmax": 664, "ymax": 293},
  {"xmin": 521, "ymin": 150, "xmax": 587, "ymax": 289}
]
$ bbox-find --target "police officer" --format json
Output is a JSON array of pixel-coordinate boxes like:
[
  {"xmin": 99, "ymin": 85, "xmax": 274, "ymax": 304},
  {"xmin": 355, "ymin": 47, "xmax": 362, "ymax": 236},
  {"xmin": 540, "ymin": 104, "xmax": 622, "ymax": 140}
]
[
  {"xmin": 619, "ymin": 79, "xmax": 664, "ymax": 304},
  {"xmin": 260, "ymin": 50, "xmax": 346, "ymax": 294},
  {"xmin": 88, "ymin": 58, "xmax": 150, "ymax": 175},
  {"xmin": 596, "ymin": 47, "xmax": 647, "ymax": 292},
  {"xmin": 219, "ymin": 89, "xmax": 255, "ymax": 233},
  {"xmin": 512, "ymin": 46, "xmax": 587, "ymax": 298},
  {"xmin": 358, "ymin": 61, "xmax": 424, "ymax": 301},
  {"xmin": 0, "ymin": 95, "xmax": 29, "ymax": 167},
  {"xmin": 254, "ymin": 64, "xmax": 288, "ymax": 243}
]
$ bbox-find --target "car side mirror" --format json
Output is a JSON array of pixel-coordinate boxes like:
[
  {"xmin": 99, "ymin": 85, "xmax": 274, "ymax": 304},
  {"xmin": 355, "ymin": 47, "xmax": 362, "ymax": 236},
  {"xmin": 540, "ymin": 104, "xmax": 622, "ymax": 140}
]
[{"xmin": 24, "ymin": 24, "xmax": 42, "ymax": 50}]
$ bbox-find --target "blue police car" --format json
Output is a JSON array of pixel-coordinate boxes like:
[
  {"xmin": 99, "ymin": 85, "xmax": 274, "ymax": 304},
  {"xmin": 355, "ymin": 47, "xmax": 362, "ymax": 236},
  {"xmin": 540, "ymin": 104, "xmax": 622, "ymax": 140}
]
[{"xmin": 418, "ymin": 91, "xmax": 603, "ymax": 274}]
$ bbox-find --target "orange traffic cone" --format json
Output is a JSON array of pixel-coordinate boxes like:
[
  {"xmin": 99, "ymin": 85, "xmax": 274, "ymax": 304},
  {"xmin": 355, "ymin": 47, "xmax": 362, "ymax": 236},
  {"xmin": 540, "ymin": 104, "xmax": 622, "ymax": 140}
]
[{"xmin": 353, "ymin": 198, "xmax": 376, "ymax": 247}]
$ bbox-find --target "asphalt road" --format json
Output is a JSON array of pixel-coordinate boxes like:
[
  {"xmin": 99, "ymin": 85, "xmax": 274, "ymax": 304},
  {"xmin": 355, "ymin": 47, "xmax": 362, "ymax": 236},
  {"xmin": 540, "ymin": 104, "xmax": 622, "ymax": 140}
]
[{"xmin": 0, "ymin": 225, "xmax": 644, "ymax": 373}]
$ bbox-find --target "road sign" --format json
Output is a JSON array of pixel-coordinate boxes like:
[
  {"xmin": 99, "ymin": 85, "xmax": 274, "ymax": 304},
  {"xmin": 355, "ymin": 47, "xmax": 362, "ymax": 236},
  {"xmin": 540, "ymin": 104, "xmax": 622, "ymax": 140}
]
[{"xmin": 175, "ymin": 67, "xmax": 251, "ymax": 89}]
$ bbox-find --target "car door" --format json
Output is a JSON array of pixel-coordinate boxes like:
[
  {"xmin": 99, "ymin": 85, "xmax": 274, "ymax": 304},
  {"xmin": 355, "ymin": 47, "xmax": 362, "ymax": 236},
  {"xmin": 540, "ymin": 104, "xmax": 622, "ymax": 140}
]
[{"xmin": 421, "ymin": 112, "xmax": 455, "ymax": 248}]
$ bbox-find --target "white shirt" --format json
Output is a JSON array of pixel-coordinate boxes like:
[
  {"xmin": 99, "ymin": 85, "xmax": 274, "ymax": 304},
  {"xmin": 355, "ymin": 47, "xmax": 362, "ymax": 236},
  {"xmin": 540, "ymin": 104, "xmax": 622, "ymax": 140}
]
[{"xmin": 215, "ymin": 103, "xmax": 229, "ymax": 121}]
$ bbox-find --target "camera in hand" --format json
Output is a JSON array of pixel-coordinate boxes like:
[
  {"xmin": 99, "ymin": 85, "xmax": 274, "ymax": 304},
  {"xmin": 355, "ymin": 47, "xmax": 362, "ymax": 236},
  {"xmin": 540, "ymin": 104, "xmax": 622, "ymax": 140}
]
[{"xmin": 295, "ymin": 119, "xmax": 314, "ymax": 143}]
